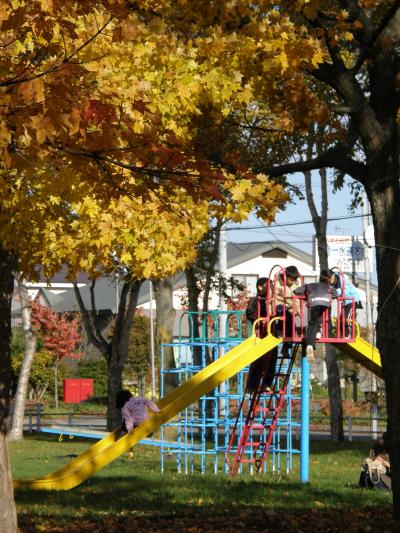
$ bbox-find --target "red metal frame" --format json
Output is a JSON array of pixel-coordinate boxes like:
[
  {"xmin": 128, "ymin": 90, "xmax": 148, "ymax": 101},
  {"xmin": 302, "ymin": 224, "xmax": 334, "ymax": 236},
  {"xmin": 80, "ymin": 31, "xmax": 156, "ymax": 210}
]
[
  {"xmin": 267, "ymin": 265, "xmax": 356, "ymax": 344},
  {"xmin": 226, "ymin": 344, "xmax": 299, "ymax": 477},
  {"xmin": 226, "ymin": 266, "xmax": 358, "ymax": 478}
]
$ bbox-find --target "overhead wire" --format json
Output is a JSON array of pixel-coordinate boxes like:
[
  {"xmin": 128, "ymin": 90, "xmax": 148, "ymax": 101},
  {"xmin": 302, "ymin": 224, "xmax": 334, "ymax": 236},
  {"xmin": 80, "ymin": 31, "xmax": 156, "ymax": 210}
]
[{"xmin": 226, "ymin": 213, "xmax": 366, "ymax": 231}]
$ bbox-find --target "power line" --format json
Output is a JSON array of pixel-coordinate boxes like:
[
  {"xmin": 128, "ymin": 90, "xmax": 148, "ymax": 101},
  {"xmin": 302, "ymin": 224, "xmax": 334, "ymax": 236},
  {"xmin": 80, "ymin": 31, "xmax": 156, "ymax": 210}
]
[{"xmin": 226, "ymin": 213, "xmax": 366, "ymax": 231}]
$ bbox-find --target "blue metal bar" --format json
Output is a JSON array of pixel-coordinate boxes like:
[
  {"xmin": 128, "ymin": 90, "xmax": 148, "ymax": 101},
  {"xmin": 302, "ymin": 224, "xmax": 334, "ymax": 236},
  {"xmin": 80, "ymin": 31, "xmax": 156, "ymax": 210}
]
[
  {"xmin": 300, "ymin": 355, "xmax": 310, "ymax": 483},
  {"xmin": 159, "ymin": 310, "xmax": 299, "ymax": 476}
]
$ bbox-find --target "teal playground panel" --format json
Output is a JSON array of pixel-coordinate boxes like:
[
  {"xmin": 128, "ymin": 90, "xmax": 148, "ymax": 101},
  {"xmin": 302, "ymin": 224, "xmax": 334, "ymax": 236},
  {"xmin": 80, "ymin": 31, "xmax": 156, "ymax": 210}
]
[{"xmin": 160, "ymin": 310, "xmax": 300, "ymax": 475}]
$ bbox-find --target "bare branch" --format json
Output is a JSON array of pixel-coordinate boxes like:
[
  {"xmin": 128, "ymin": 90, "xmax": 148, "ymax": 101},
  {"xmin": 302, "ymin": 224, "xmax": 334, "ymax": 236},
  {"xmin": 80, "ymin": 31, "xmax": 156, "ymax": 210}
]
[
  {"xmin": 224, "ymin": 118, "xmax": 286, "ymax": 134},
  {"xmin": 63, "ymin": 16, "xmax": 113, "ymax": 64},
  {"xmin": 118, "ymin": 279, "xmax": 142, "ymax": 361},
  {"xmin": 73, "ymin": 282, "xmax": 109, "ymax": 354},
  {"xmin": 89, "ymin": 280, "xmax": 110, "ymax": 352},
  {"xmin": 0, "ymin": 17, "xmax": 113, "ymax": 88},
  {"xmin": 261, "ymin": 144, "xmax": 366, "ymax": 182},
  {"xmin": 62, "ymin": 147, "xmax": 202, "ymax": 179}
]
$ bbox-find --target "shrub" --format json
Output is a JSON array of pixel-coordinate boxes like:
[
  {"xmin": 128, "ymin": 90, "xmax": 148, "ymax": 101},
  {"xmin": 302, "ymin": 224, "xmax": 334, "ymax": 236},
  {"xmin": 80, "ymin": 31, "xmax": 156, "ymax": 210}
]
[{"xmin": 77, "ymin": 358, "xmax": 108, "ymax": 398}]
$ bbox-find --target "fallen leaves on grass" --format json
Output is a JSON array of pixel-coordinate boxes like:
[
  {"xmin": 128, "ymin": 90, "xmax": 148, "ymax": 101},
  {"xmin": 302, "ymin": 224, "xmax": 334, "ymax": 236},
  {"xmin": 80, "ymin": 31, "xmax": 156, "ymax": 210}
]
[{"xmin": 18, "ymin": 507, "xmax": 398, "ymax": 533}]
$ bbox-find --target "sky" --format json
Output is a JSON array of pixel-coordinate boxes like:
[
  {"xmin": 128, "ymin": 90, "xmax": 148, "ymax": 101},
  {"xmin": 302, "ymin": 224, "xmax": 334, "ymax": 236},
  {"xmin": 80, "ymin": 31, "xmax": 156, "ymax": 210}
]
[{"xmin": 226, "ymin": 173, "xmax": 376, "ymax": 280}]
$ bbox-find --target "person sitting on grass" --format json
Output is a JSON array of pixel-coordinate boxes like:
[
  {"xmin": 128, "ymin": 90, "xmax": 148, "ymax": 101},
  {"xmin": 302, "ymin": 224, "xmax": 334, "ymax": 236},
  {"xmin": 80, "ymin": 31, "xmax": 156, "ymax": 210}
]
[
  {"xmin": 359, "ymin": 432, "xmax": 391, "ymax": 491},
  {"xmin": 116, "ymin": 390, "xmax": 160, "ymax": 435},
  {"xmin": 294, "ymin": 269, "xmax": 337, "ymax": 362}
]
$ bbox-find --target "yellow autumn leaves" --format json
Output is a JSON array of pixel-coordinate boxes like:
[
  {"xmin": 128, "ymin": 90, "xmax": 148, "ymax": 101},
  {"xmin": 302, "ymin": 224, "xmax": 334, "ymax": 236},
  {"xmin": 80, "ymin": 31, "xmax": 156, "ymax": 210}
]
[{"xmin": 4, "ymin": 0, "xmax": 364, "ymax": 282}]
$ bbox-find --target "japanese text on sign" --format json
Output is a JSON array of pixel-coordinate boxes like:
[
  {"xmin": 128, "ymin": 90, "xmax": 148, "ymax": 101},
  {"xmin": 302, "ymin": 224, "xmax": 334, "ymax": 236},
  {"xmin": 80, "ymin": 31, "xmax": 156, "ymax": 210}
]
[{"xmin": 326, "ymin": 235, "xmax": 366, "ymax": 273}]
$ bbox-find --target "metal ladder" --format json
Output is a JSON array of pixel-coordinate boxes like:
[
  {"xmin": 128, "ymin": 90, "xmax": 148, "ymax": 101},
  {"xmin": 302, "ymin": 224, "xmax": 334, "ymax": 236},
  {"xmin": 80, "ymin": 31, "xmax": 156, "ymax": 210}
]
[{"xmin": 226, "ymin": 343, "xmax": 299, "ymax": 477}]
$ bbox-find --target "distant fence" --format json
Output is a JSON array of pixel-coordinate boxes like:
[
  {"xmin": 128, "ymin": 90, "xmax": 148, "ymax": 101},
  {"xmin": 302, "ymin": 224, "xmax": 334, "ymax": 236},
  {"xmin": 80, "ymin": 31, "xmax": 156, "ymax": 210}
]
[
  {"xmin": 305, "ymin": 415, "xmax": 386, "ymax": 441},
  {"xmin": 16, "ymin": 404, "xmax": 107, "ymax": 433},
  {"xmin": 16, "ymin": 405, "xmax": 386, "ymax": 442}
]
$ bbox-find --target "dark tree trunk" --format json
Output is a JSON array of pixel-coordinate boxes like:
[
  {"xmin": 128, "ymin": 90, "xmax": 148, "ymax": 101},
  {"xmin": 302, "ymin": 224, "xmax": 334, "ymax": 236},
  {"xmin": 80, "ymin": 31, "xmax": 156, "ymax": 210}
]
[
  {"xmin": 107, "ymin": 279, "xmax": 141, "ymax": 430},
  {"xmin": 186, "ymin": 266, "xmax": 202, "ymax": 367},
  {"xmin": 106, "ymin": 345, "xmax": 123, "ymax": 430},
  {"xmin": 186, "ymin": 266, "xmax": 201, "ymax": 337},
  {"xmin": 368, "ymin": 182, "xmax": 400, "ymax": 518},
  {"xmin": 74, "ymin": 277, "xmax": 141, "ymax": 431},
  {"xmin": 154, "ymin": 278, "xmax": 177, "ymax": 394},
  {"xmin": 0, "ymin": 245, "xmax": 18, "ymax": 533},
  {"xmin": 202, "ymin": 223, "xmax": 221, "ymax": 313},
  {"xmin": 304, "ymin": 160, "xmax": 344, "ymax": 441},
  {"xmin": 325, "ymin": 344, "xmax": 344, "ymax": 441}
]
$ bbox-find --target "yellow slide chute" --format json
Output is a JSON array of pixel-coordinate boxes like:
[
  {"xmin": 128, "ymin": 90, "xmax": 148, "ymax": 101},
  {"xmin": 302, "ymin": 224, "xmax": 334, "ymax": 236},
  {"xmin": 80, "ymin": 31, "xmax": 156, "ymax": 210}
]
[
  {"xmin": 335, "ymin": 336, "xmax": 382, "ymax": 379},
  {"xmin": 14, "ymin": 334, "xmax": 281, "ymax": 490},
  {"xmin": 14, "ymin": 331, "xmax": 382, "ymax": 491}
]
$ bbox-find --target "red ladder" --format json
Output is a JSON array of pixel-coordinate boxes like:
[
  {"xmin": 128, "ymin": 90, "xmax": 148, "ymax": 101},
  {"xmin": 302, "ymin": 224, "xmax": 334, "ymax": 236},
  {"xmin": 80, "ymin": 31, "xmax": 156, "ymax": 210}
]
[{"xmin": 226, "ymin": 343, "xmax": 299, "ymax": 477}]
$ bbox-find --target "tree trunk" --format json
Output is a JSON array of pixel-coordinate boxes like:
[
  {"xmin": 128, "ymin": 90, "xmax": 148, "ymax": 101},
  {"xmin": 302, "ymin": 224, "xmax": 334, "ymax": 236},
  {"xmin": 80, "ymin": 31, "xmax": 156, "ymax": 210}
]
[
  {"xmin": 325, "ymin": 344, "xmax": 344, "ymax": 441},
  {"xmin": 74, "ymin": 278, "xmax": 141, "ymax": 431},
  {"xmin": 107, "ymin": 279, "xmax": 141, "ymax": 430},
  {"xmin": 186, "ymin": 267, "xmax": 202, "ymax": 366},
  {"xmin": 139, "ymin": 373, "xmax": 145, "ymax": 397},
  {"xmin": 202, "ymin": 223, "xmax": 221, "ymax": 313},
  {"xmin": 10, "ymin": 276, "xmax": 37, "ymax": 441},
  {"xmin": 0, "ymin": 245, "xmax": 18, "ymax": 533},
  {"xmin": 54, "ymin": 361, "xmax": 59, "ymax": 409},
  {"xmin": 154, "ymin": 278, "xmax": 177, "ymax": 393},
  {"xmin": 304, "ymin": 161, "xmax": 344, "ymax": 441},
  {"xmin": 0, "ymin": 433, "xmax": 17, "ymax": 533},
  {"xmin": 368, "ymin": 184, "xmax": 400, "ymax": 519},
  {"xmin": 106, "ymin": 346, "xmax": 123, "ymax": 430}
]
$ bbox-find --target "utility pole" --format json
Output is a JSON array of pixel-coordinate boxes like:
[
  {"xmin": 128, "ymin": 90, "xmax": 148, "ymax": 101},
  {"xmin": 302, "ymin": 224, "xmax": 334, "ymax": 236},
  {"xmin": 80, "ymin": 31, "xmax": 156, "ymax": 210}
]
[
  {"xmin": 149, "ymin": 280, "xmax": 156, "ymax": 401},
  {"xmin": 218, "ymin": 223, "xmax": 227, "ymax": 416},
  {"xmin": 362, "ymin": 191, "xmax": 377, "ymax": 438}
]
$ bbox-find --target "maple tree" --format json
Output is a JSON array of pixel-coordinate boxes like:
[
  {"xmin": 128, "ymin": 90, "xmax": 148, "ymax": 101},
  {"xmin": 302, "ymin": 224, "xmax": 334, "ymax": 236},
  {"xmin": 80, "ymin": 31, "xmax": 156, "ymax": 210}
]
[
  {"xmin": 31, "ymin": 300, "xmax": 82, "ymax": 408},
  {"xmin": 0, "ymin": 1, "xmax": 291, "ymax": 528}
]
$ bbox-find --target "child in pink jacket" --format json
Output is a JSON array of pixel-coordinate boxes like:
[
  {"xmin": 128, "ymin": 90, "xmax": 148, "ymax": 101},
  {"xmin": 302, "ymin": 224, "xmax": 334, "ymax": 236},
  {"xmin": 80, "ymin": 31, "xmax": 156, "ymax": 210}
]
[{"xmin": 116, "ymin": 390, "xmax": 159, "ymax": 433}]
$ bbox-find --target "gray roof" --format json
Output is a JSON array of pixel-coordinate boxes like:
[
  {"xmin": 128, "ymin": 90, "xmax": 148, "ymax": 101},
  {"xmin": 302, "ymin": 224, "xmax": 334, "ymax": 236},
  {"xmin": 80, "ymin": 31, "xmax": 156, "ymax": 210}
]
[
  {"xmin": 18, "ymin": 241, "xmax": 318, "ymax": 313},
  {"xmin": 227, "ymin": 241, "xmax": 312, "ymax": 268},
  {"xmin": 135, "ymin": 241, "xmax": 313, "ymax": 306},
  {"xmin": 44, "ymin": 277, "xmax": 120, "ymax": 313},
  {"xmin": 12, "ymin": 240, "xmax": 378, "ymax": 317}
]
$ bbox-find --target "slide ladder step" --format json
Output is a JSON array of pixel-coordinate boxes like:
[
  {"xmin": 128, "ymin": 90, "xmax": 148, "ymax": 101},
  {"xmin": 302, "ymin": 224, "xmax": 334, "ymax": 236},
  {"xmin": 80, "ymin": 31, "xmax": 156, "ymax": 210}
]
[{"xmin": 227, "ymin": 343, "xmax": 299, "ymax": 477}]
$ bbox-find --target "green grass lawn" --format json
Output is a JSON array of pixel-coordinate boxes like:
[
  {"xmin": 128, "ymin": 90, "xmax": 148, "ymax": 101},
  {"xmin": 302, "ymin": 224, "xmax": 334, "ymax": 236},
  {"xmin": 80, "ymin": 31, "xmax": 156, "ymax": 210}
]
[{"xmin": 10, "ymin": 434, "xmax": 395, "ymax": 532}]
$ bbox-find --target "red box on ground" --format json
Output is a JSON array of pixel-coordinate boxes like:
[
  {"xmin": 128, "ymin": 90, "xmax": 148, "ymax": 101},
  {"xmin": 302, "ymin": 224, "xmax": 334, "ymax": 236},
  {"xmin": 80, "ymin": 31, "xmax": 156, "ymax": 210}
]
[{"xmin": 63, "ymin": 379, "xmax": 94, "ymax": 403}]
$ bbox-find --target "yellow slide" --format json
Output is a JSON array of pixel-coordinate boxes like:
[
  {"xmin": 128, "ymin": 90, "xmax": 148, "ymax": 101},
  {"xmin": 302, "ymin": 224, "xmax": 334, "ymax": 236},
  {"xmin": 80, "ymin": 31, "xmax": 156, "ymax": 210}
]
[
  {"xmin": 332, "ymin": 336, "xmax": 382, "ymax": 378},
  {"xmin": 14, "ymin": 333, "xmax": 280, "ymax": 490}
]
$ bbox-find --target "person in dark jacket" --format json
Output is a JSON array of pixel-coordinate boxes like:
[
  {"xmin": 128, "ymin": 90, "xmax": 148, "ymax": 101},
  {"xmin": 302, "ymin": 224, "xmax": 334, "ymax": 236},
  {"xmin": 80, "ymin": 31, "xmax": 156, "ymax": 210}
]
[
  {"xmin": 245, "ymin": 277, "xmax": 278, "ymax": 393},
  {"xmin": 246, "ymin": 277, "xmax": 269, "ymax": 326},
  {"xmin": 294, "ymin": 269, "xmax": 337, "ymax": 362}
]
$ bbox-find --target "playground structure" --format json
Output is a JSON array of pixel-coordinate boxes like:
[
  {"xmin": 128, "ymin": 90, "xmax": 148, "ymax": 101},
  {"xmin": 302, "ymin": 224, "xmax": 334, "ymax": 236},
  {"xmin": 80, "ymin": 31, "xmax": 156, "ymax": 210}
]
[
  {"xmin": 14, "ymin": 265, "xmax": 382, "ymax": 491},
  {"xmin": 159, "ymin": 311, "xmax": 300, "ymax": 475}
]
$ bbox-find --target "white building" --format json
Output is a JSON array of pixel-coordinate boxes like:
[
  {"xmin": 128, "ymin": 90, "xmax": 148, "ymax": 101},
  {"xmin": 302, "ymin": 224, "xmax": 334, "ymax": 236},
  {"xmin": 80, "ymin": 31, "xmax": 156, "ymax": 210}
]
[{"xmin": 16, "ymin": 240, "xmax": 377, "ymax": 384}]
